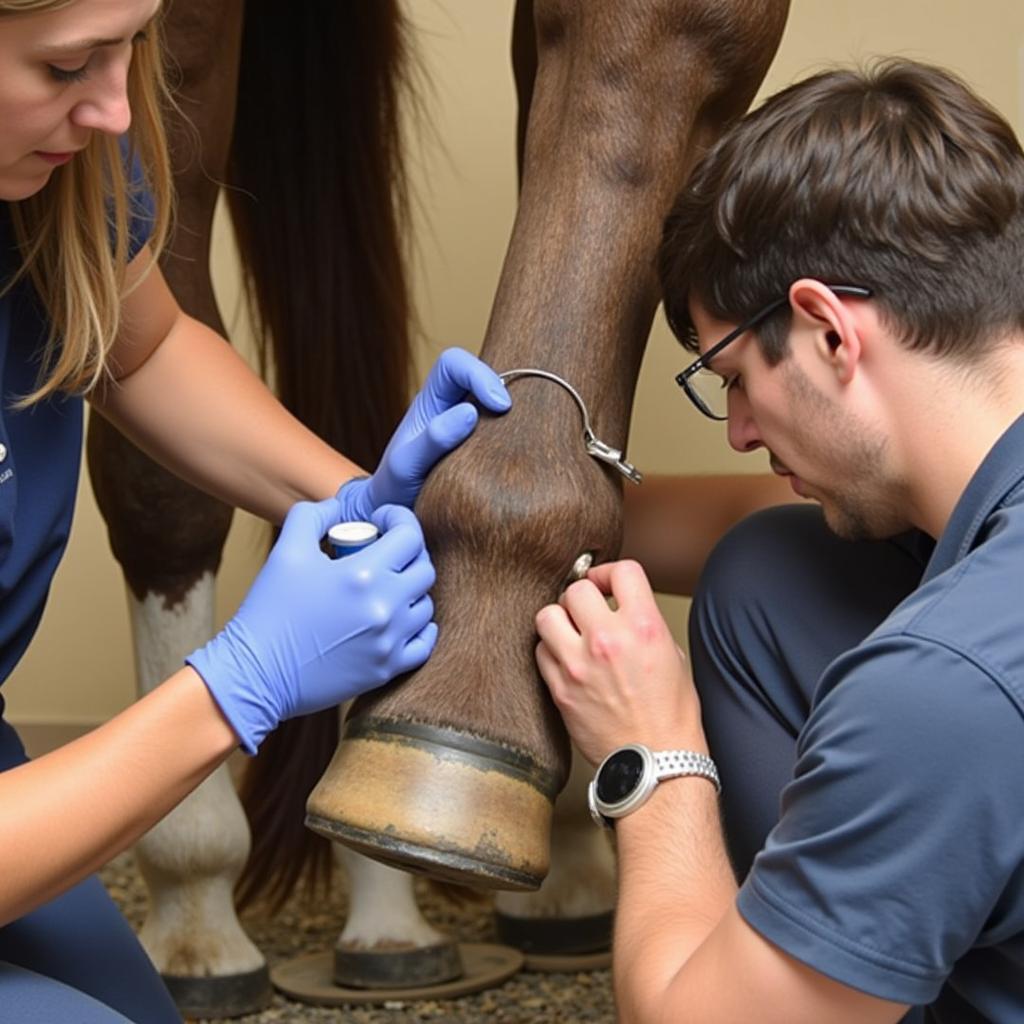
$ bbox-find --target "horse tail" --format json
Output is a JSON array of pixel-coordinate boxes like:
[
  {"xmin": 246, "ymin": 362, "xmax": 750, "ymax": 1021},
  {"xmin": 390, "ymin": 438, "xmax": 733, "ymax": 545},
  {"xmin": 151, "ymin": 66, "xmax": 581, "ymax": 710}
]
[{"xmin": 228, "ymin": 0, "xmax": 417, "ymax": 911}]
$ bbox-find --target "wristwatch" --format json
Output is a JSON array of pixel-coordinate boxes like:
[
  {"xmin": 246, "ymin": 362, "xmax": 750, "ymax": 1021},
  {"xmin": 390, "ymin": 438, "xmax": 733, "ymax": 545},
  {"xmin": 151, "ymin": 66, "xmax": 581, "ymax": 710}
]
[{"xmin": 588, "ymin": 743, "xmax": 721, "ymax": 829}]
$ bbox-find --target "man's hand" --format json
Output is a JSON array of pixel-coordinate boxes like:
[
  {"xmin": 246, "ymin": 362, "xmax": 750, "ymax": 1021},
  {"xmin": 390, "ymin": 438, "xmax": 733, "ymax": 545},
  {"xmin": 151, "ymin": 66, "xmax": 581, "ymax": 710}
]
[{"xmin": 534, "ymin": 559, "xmax": 707, "ymax": 766}]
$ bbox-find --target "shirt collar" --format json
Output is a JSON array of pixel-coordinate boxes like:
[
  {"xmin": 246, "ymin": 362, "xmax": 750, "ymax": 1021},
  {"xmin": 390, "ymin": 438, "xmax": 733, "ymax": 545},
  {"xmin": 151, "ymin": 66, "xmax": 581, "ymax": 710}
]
[{"xmin": 923, "ymin": 411, "xmax": 1024, "ymax": 583}]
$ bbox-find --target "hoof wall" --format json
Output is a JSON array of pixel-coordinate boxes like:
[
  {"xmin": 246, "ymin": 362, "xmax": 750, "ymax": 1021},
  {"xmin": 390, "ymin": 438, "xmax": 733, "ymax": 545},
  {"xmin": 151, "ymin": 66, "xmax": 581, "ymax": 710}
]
[
  {"xmin": 494, "ymin": 908, "xmax": 612, "ymax": 955},
  {"xmin": 271, "ymin": 943, "xmax": 523, "ymax": 1005},
  {"xmin": 334, "ymin": 940, "xmax": 463, "ymax": 989},
  {"xmin": 162, "ymin": 964, "xmax": 271, "ymax": 1019}
]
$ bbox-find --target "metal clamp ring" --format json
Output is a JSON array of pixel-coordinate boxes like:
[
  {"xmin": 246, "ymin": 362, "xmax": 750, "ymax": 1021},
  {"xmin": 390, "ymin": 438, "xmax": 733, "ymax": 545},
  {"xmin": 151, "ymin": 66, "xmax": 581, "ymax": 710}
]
[{"xmin": 498, "ymin": 368, "xmax": 643, "ymax": 484}]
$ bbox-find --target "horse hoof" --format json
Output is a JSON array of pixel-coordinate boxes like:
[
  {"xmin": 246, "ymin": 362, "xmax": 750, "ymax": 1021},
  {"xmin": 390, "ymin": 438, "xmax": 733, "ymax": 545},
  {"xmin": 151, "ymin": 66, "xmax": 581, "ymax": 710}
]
[
  {"xmin": 306, "ymin": 718, "xmax": 558, "ymax": 891},
  {"xmin": 161, "ymin": 965, "xmax": 272, "ymax": 1019},
  {"xmin": 272, "ymin": 943, "xmax": 523, "ymax": 1006},
  {"xmin": 334, "ymin": 940, "xmax": 463, "ymax": 988},
  {"xmin": 493, "ymin": 908, "xmax": 613, "ymax": 955},
  {"xmin": 494, "ymin": 909, "xmax": 613, "ymax": 973}
]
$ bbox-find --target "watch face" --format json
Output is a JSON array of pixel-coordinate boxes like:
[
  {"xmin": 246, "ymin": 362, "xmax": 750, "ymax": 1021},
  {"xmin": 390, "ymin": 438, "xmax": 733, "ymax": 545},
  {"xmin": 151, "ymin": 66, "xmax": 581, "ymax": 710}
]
[{"xmin": 597, "ymin": 748, "xmax": 645, "ymax": 804}]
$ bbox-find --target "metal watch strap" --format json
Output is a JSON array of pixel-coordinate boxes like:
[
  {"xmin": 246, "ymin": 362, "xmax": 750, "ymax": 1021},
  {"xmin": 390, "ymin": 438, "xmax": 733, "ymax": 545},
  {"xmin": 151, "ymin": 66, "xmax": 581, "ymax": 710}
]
[
  {"xmin": 588, "ymin": 744, "xmax": 721, "ymax": 830},
  {"xmin": 653, "ymin": 749, "xmax": 721, "ymax": 794}
]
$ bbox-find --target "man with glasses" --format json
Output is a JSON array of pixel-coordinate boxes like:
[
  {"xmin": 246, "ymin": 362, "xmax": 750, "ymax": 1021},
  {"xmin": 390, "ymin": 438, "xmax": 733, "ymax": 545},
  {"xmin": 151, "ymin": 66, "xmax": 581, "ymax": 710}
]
[{"xmin": 534, "ymin": 58, "xmax": 1024, "ymax": 1023}]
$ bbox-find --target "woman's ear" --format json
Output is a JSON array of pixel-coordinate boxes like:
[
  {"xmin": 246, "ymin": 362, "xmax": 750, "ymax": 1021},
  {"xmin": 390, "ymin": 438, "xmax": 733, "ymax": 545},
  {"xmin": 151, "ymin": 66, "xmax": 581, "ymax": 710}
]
[{"xmin": 788, "ymin": 279, "xmax": 862, "ymax": 384}]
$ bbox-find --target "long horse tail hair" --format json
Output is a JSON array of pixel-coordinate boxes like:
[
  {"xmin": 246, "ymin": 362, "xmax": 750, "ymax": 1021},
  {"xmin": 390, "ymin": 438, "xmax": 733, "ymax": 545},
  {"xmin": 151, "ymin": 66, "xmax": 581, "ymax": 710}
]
[{"xmin": 229, "ymin": 0, "xmax": 417, "ymax": 912}]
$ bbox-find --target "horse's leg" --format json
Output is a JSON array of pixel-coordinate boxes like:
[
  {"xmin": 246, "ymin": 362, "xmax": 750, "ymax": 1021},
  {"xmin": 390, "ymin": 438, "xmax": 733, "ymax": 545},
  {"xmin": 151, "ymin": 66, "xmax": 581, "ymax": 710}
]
[
  {"xmin": 487, "ymin": 0, "xmax": 616, "ymax": 964},
  {"xmin": 86, "ymin": 1, "xmax": 269, "ymax": 1017},
  {"xmin": 333, "ymin": 848, "xmax": 463, "ymax": 988},
  {"xmin": 307, "ymin": 0, "xmax": 791, "ymax": 897},
  {"xmin": 492, "ymin": 0, "xmax": 791, "ymax": 961},
  {"xmin": 122, "ymin": 580, "xmax": 268, "ymax": 1014}
]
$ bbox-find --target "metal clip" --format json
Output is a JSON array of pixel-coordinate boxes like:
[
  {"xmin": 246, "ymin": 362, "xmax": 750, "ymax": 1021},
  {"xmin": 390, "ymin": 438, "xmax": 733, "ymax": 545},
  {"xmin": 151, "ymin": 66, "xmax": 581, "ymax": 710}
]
[{"xmin": 498, "ymin": 368, "xmax": 643, "ymax": 485}]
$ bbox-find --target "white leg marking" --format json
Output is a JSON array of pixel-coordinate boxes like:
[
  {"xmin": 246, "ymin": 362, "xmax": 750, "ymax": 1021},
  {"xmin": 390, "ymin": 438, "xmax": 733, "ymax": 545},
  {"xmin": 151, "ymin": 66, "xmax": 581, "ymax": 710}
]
[
  {"xmin": 129, "ymin": 576, "xmax": 264, "ymax": 975},
  {"xmin": 335, "ymin": 845, "xmax": 446, "ymax": 950}
]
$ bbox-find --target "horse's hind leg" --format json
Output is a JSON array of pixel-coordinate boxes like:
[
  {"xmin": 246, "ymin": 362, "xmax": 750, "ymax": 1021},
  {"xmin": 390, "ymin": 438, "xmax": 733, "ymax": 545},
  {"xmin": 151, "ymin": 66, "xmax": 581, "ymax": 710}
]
[
  {"xmin": 86, "ymin": 0, "xmax": 271, "ymax": 1017},
  {"xmin": 86, "ymin": 425, "xmax": 270, "ymax": 1019},
  {"xmin": 333, "ymin": 847, "xmax": 463, "ymax": 988},
  {"xmin": 124, "ymin": 578, "xmax": 269, "ymax": 1015}
]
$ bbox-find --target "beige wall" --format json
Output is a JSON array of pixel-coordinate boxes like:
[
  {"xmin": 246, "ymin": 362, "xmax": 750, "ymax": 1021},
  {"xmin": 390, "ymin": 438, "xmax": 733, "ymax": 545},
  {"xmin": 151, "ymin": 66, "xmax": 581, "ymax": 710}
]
[{"xmin": 7, "ymin": 0, "xmax": 1024, "ymax": 727}]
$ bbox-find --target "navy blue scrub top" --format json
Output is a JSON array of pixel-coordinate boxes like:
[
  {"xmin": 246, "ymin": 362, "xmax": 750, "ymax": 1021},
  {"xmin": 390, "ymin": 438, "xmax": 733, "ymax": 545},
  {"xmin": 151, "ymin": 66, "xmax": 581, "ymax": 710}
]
[{"xmin": 0, "ymin": 157, "xmax": 154, "ymax": 717}]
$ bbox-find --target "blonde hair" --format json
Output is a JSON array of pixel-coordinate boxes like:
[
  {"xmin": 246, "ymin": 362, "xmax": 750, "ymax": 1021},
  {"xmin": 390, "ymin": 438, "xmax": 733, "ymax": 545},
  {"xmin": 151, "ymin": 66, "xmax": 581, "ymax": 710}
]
[{"xmin": 0, "ymin": 0, "xmax": 174, "ymax": 406}]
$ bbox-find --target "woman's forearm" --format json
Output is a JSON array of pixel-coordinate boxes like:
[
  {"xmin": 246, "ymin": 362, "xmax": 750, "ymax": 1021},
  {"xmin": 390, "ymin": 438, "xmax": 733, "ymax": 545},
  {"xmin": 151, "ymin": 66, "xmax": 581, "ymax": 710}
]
[
  {"xmin": 92, "ymin": 311, "xmax": 363, "ymax": 524},
  {"xmin": 0, "ymin": 669, "xmax": 237, "ymax": 926}
]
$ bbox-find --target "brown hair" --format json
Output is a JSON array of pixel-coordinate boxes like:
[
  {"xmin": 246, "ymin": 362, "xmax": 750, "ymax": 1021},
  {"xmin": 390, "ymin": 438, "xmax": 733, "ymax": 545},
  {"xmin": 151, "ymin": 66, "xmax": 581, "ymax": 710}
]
[
  {"xmin": 0, "ymin": 0, "xmax": 173, "ymax": 405},
  {"xmin": 659, "ymin": 58, "xmax": 1024, "ymax": 364}
]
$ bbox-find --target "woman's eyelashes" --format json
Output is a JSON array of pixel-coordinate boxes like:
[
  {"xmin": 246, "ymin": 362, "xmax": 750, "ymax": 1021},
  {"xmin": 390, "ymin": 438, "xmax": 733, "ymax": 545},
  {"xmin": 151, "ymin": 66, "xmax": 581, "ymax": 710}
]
[
  {"xmin": 48, "ymin": 62, "xmax": 90, "ymax": 84},
  {"xmin": 46, "ymin": 32, "xmax": 147, "ymax": 86}
]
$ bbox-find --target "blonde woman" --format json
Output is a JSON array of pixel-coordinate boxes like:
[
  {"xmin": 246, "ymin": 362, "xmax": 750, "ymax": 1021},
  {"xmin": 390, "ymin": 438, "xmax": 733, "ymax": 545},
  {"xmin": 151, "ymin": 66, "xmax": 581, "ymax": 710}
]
[{"xmin": 0, "ymin": 1, "xmax": 511, "ymax": 1020}]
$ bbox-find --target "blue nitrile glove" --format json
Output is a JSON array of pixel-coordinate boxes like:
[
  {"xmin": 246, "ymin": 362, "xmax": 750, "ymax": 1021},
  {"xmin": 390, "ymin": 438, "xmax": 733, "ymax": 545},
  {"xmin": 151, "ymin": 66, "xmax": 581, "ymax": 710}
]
[
  {"xmin": 337, "ymin": 347, "xmax": 511, "ymax": 521},
  {"xmin": 187, "ymin": 500, "xmax": 437, "ymax": 754}
]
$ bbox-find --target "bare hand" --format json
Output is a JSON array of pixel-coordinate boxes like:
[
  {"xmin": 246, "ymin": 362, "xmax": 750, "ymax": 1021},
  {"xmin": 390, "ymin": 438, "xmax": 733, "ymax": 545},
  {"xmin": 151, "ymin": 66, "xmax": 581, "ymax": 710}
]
[{"xmin": 534, "ymin": 559, "xmax": 708, "ymax": 766}]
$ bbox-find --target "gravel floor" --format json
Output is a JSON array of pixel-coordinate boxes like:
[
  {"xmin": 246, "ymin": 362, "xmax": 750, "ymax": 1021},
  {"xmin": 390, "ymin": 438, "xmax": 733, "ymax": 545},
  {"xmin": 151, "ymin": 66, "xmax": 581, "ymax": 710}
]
[{"xmin": 100, "ymin": 854, "xmax": 615, "ymax": 1024}]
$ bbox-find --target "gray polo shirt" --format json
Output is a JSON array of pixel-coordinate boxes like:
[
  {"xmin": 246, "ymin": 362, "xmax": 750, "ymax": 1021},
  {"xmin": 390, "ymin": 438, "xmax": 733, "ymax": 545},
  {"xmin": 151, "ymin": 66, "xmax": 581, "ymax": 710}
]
[{"xmin": 738, "ymin": 413, "xmax": 1024, "ymax": 1023}]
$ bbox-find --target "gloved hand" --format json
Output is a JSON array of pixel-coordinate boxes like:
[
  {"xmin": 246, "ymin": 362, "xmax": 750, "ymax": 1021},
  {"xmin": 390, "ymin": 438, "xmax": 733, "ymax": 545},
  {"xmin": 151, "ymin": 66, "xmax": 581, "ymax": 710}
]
[
  {"xmin": 187, "ymin": 499, "xmax": 437, "ymax": 754},
  {"xmin": 337, "ymin": 347, "xmax": 511, "ymax": 521}
]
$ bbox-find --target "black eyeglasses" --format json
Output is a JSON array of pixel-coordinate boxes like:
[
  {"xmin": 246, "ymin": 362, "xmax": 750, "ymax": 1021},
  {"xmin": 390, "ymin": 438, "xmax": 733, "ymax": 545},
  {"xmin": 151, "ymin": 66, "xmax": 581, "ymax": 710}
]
[{"xmin": 674, "ymin": 284, "xmax": 873, "ymax": 421}]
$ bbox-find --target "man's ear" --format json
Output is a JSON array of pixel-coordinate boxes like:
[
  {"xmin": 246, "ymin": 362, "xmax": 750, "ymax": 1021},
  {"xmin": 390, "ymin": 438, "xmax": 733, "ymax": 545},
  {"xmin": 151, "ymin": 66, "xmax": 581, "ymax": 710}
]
[{"xmin": 788, "ymin": 279, "xmax": 862, "ymax": 384}]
